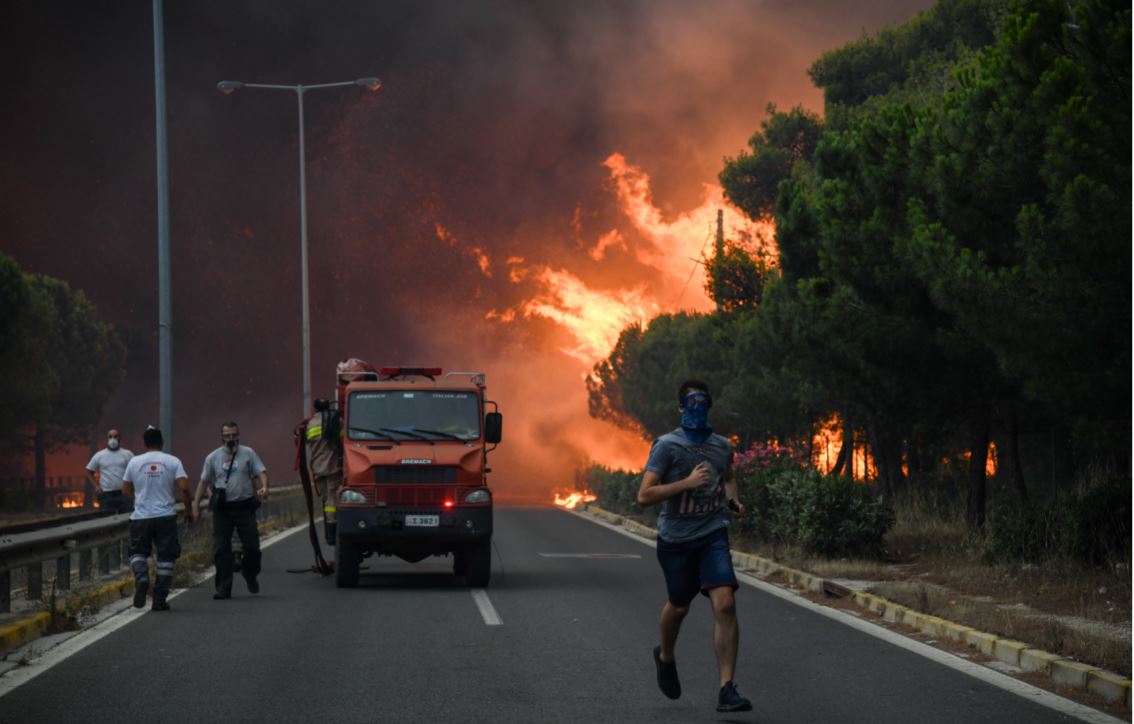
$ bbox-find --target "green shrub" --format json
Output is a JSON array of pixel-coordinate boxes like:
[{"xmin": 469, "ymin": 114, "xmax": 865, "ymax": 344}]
[
  {"xmin": 588, "ymin": 460, "xmax": 893, "ymax": 558},
  {"xmin": 745, "ymin": 468, "xmax": 894, "ymax": 557},
  {"xmin": 984, "ymin": 476, "xmax": 1131, "ymax": 565}
]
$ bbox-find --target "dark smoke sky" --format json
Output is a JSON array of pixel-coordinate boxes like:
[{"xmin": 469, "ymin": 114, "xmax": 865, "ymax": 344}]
[{"xmin": 2, "ymin": 0, "xmax": 932, "ymax": 500}]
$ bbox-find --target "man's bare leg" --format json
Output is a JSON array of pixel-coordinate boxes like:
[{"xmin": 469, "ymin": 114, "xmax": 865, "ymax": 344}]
[
  {"xmin": 708, "ymin": 586, "xmax": 739, "ymax": 685},
  {"xmin": 658, "ymin": 601, "xmax": 689, "ymax": 661}
]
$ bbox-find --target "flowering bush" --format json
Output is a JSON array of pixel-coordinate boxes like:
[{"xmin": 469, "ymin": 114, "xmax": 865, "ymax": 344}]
[{"xmin": 733, "ymin": 441, "xmax": 807, "ymax": 473}]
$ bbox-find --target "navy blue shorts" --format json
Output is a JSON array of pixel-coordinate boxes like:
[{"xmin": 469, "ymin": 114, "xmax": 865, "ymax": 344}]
[{"xmin": 656, "ymin": 526, "xmax": 738, "ymax": 606}]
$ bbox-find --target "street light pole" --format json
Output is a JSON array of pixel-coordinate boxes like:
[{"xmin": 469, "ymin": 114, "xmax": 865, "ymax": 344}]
[
  {"xmin": 217, "ymin": 78, "xmax": 381, "ymax": 418},
  {"xmin": 153, "ymin": 0, "xmax": 174, "ymax": 451}
]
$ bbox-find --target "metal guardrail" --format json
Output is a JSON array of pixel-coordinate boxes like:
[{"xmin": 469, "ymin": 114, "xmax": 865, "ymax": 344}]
[{"xmin": 0, "ymin": 485, "xmax": 305, "ymax": 614}]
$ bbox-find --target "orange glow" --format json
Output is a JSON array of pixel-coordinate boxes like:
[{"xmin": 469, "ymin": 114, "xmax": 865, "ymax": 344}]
[
  {"xmin": 553, "ymin": 489, "xmax": 598, "ymax": 509},
  {"xmin": 959, "ymin": 443, "xmax": 999, "ymax": 476},
  {"xmin": 810, "ymin": 414, "xmax": 875, "ymax": 482},
  {"xmin": 58, "ymin": 494, "xmax": 84, "ymax": 509}
]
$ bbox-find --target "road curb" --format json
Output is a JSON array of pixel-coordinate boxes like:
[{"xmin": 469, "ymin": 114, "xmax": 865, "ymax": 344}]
[
  {"xmin": 580, "ymin": 504, "xmax": 1131, "ymax": 708},
  {"xmin": 0, "ymin": 517, "xmax": 296, "ymax": 660},
  {"xmin": 0, "ymin": 576, "xmax": 133, "ymax": 656}
]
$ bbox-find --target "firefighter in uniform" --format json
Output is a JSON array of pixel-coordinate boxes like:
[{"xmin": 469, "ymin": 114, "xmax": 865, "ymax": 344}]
[{"xmin": 305, "ymin": 397, "xmax": 343, "ymax": 545}]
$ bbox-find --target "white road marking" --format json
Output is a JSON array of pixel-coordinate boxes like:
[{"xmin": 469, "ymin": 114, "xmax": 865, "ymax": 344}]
[
  {"xmin": 0, "ymin": 521, "xmax": 310, "ymax": 699},
  {"xmin": 564, "ymin": 508, "xmax": 1126, "ymax": 724},
  {"xmin": 538, "ymin": 553, "xmax": 641, "ymax": 559},
  {"xmin": 470, "ymin": 589, "xmax": 503, "ymax": 626}
]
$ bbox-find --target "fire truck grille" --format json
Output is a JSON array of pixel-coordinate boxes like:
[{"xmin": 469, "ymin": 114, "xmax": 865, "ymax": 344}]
[
  {"xmin": 373, "ymin": 466, "xmax": 458, "ymax": 484},
  {"xmin": 370, "ymin": 486, "xmax": 468, "ymax": 507}
]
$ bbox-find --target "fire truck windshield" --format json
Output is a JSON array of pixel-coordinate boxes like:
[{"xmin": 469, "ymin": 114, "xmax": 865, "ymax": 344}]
[{"xmin": 348, "ymin": 390, "xmax": 481, "ymax": 441}]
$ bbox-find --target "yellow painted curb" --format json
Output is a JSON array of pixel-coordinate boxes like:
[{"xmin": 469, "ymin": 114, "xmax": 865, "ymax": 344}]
[
  {"xmin": 1051, "ymin": 659, "xmax": 1096, "ymax": 689},
  {"xmin": 0, "ymin": 576, "xmax": 133, "ymax": 656},
  {"xmin": 1087, "ymin": 669, "xmax": 1131, "ymax": 706},
  {"xmin": 1020, "ymin": 648, "xmax": 1061, "ymax": 674},
  {"xmin": 0, "ymin": 611, "xmax": 50, "ymax": 652},
  {"xmin": 993, "ymin": 639, "xmax": 1028, "ymax": 666}
]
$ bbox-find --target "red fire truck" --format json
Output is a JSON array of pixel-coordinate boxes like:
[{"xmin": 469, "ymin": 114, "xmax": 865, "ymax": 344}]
[{"xmin": 331, "ymin": 365, "xmax": 502, "ymax": 588}]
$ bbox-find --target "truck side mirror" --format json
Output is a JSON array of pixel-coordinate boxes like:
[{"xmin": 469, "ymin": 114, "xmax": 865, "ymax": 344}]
[{"xmin": 484, "ymin": 412, "xmax": 503, "ymax": 444}]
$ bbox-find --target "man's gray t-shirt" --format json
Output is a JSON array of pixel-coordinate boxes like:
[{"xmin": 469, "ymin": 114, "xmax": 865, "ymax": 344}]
[
  {"xmin": 645, "ymin": 428, "xmax": 735, "ymax": 543},
  {"xmin": 201, "ymin": 445, "xmax": 267, "ymax": 503}
]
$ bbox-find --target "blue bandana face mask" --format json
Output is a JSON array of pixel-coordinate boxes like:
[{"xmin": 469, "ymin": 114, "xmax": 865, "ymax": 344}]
[{"xmin": 680, "ymin": 392, "xmax": 712, "ymax": 443}]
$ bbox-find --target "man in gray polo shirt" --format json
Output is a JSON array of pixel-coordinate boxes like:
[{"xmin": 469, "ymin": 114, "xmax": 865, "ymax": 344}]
[{"xmin": 193, "ymin": 421, "xmax": 269, "ymax": 599}]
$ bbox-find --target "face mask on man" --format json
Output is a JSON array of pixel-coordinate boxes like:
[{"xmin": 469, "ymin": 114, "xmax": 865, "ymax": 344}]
[
  {"xmin": 107, "ymin": 437, "xmax": 119, "ymax": 450},
  {"xmin": 680, "ymin": 392, "xmax": 712, "ymax": 443}
]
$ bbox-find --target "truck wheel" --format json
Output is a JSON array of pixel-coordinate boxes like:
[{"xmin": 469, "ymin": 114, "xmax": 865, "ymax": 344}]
[
  {"xmin": 452, "ymin": 550, "xmax": 467, "ymax": 576},
  {"xmin": 335, "ymin": 536, "xmax": 360, "ymax": 588},
  {"xmin": 465, "ymin": 541, "xmax": 491, "ymax": 588}
]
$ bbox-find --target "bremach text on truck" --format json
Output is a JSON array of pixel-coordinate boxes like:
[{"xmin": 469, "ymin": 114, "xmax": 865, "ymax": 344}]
[{"xmin": 332, "ymin": 366, "xmax": 502, "ymax": 588}]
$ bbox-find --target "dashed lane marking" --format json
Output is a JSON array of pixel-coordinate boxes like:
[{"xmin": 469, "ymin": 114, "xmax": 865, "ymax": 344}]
[{"xmin": 471, "ymin": 589, "xmax": 502, "ymax": 626}]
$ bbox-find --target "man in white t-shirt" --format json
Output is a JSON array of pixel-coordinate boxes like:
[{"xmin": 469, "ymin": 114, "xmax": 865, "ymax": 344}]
[
  {"xmin": 122, "ymin": 426, "xmax": 194, "ymax": 612},
  {"xmin": 86, "ymin": 429, "xmax": 135, "ymax": 514}
]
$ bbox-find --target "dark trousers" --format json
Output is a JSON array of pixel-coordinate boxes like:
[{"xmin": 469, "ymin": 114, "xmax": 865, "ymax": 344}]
[
  {"xmin": 99, "ymin": 490, "xmax": 134, "ymax": 514},
  {"xmin": 212, "ymin": 501, "xmax": 261, "ymax": 593},
  {"xmin": 128, "ymin": 516, "xmax": 180, "ymax": 597}
]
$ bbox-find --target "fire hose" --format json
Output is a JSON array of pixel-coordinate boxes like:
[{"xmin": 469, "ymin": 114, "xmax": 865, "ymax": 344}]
[{"xmin": 289, "ymin": 419, "xmax": 334, "ymax": 575}]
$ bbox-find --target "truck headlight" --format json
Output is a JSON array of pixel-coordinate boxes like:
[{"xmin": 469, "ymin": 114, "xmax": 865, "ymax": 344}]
[
  {"xmin": 463, "ymin": 489, "xmax": 491, "ymax": 504},
  {"xmin": 340, "ymin": 489, "xmax": 367, "ymax": 504}
]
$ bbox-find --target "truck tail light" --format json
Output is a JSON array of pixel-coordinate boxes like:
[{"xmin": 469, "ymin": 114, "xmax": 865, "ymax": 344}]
[{"xmin": 443, "ymin": 499, "xmax": 454, "ymax": 509}]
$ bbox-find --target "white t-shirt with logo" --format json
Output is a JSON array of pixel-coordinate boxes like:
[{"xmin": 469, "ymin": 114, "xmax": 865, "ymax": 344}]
[
  {"xmin": 86, "ymin": 448, "xmax": 135, "ymax": 492},
  {"xmin": 123, "ymin": 451, "xmax": 188, "ymax": 520}
]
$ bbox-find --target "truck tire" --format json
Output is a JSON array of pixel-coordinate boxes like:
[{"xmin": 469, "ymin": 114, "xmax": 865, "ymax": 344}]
[
  {"xmin": 335, "ymin": 536, "xmax": 360, "ymax": 588},
  {"xmin": 452, "ymin": 550, "xmax": 467, "ymax": 577},
  {"xmin": 465, "ymin": 541, "xmax": 491, "ymax": 588}
]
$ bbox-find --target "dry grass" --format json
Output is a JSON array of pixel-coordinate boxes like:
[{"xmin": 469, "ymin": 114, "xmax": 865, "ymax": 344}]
[{"xmin": 741, "ymin": 497, "xmax": 1133, "ymax": 678}]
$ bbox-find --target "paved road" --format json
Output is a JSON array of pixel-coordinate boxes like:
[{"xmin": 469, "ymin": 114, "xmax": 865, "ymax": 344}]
[{"xmin": 0, "ymin": 508, "xmax": 1094, "ymax": 722}]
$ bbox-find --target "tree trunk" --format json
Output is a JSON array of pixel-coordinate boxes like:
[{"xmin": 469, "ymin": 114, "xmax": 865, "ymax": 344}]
[
  {"xmin": 1005, "ymin": 405, "xmax": 1028, "ymax": 505},
  {"xmin": 965, "ymin": 412, "xmax": 991, "ymax": 532},
  {"xmin": 34, "ymin": 425, "xmax": 47, "ymax": 512},
  {"xmin": 831, "ymin": 416, "xmax": 853, "ymax": 477}
]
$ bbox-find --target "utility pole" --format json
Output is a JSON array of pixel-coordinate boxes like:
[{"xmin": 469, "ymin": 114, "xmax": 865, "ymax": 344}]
[
  {"xmin": 153, "ymin": 0, "xmax": 173, "ymax": 450},
  {"xmin": 714, "ymin": 209, "xmax": 724, "ymax": 313}
]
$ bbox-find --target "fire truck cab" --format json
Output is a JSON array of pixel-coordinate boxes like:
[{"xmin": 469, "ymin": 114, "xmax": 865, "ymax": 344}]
[{"xmin": 333, "ymin": 366, "xmax": 502, "ymax": 588}]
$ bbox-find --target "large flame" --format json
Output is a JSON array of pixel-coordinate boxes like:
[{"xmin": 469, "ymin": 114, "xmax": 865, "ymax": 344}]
[{"xmin": 553, "ymin": 489, "xmax": 598, "ymax": 509}]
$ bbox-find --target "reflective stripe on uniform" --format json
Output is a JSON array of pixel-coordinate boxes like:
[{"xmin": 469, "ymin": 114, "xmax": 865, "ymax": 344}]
[
  {"xmin": 306, "ymin": 424, "xmax": 322, "ymax": 441},
  {"xmin": 323, "ymin": 505, "xmax": 336, "ymax": 513}
]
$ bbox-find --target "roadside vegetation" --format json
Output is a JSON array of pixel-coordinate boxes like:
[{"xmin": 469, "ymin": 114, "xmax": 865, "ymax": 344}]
[{"xmin": 581, "ymin": 0, "xmax": 1129, "ymax": 675}]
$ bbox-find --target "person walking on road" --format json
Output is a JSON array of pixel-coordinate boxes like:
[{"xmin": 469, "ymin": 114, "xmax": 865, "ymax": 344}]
[
  {"xmin": 637, "ymin": 379, "xmax": 752, "ymax": 713},
  {"xmin": 86, "ymin": 428, "xmax": 134, "ymax": 514},
  {"xmin": 305, "ymin": 398, "xmax": 343, "ymax": 545},
  {"xmin": 193, "ymin": 421, "xmax": 269, "ymax": 599},
  {"xmin": 121, "ymin": 426, "xmax": 192, "ymax": 611}
]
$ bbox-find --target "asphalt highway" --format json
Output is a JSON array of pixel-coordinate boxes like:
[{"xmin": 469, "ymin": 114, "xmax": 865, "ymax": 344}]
[{"xmin": 0, "ymin": 508, "xmax": 1095, "ymax": 723}]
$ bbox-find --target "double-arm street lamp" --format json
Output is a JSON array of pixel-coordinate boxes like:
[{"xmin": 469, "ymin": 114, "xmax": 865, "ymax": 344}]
[{"xmin": 217, "ymin": 77, "xmax": 382, "ymax": 418}]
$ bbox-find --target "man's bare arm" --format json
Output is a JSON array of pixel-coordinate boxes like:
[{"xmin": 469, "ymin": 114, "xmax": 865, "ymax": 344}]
[
  {"xmin": 637, "ymin": 463, "xmax": 713, "ymax": 507},
  {"xmin": 122, "ymin": 480, "xmax": 134, "ymax": 501}
]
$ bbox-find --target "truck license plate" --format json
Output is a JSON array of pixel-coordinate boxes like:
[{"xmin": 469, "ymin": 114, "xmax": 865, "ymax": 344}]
[{"xmin": 405, "ymin": 515, "xmax": 439, "ymax": 527}]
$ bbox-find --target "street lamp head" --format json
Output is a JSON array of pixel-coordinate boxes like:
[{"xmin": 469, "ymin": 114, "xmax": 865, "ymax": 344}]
[
  {"xmin": 217, "ymin": 80, "xmax": 244, "ymax": 95},
  {"xmin": 355, "ymin": 77, "xmax": 382, "ymax": 92}
]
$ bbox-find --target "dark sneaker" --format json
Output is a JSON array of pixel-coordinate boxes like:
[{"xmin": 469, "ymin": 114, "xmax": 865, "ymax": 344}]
[
  {"xmin": 653, "ymin": 646, "xmax": 681, "ymax": 699},
  {"xmin": 151, "ymin": 598, "xmax": 170, "ymax": 612},
  {"xmin": 213, "ymin": 590, "xmax": 231, "ymax": 600},
  {"xmin": 716, "ymin": 681, "xmax": 752, "ymax": 712},
  {"xmin": 133, "ymin": 581, "xmax": 148, "ymax": 609},
  {"xmin": 246, "ymin": 576, "xmax": 259, "ymax": 594}
]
